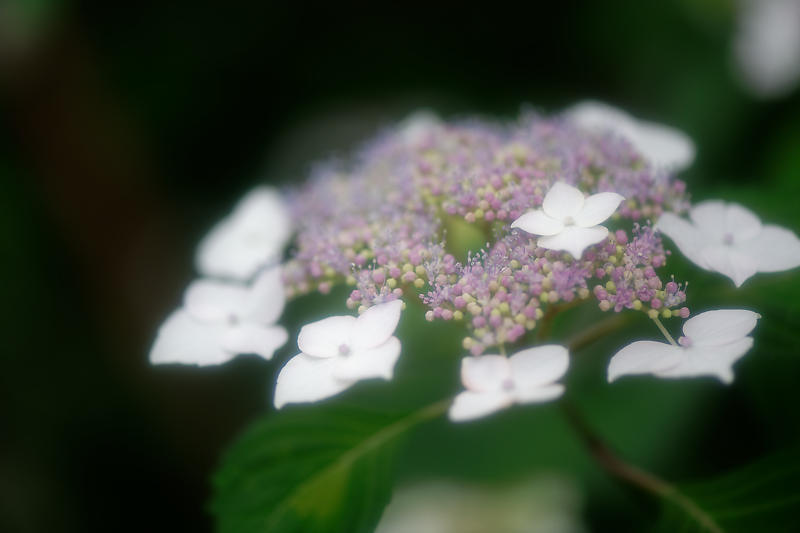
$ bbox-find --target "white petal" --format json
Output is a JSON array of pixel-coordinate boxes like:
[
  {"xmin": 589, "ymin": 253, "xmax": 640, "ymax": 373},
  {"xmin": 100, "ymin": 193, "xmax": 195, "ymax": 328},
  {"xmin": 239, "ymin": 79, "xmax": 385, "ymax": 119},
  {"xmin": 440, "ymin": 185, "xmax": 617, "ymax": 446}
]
[
  {"xmin": 448, "ymin": 391, "xmax": 513, "ymax": 422},
  {"xmin": 242, "ymin": 266, "xmax": 285, "ymax": 324},
  {"xmin": 195, "ymin": 186, "xmax": 291, "ymax": 281},
  {"xmin": 567, "ymin": 101, "xmax": 635, "ymax": 134},
  {"xmin": 513, "ymin": 384, "xmax": 565, "ymax": 404},
  {"xmin": 655, "ymin": 338, "xmax": 754, "ymax": 384},
  {"xmin": 682, "ymin": 309, "xmax": 760, "ymax": 348},
  {"xmin": 690, "ymin": 201, "xmax": 728, "ymax": 243},
  {"xmin": 149, "ymin": 309, "xmax": 232, "ymax": 366},
  {"xmin": 183, "ymin": 279, "xmax": 248, "ymax": 323},
  {"xmin": 542, "ymin": 182, "xmax": 585, "ymax": 221},
  {"xmin": 656, "ymin": 213, "xmax": 709, "ymax": 269},
  {"xmin": 574, "ymin": 192, "xmax": 625, "ymax": 228},
  {"xmin": 273, "ymin": 353, "xmax": 353, "ymax": 409},
  {"xmin": 333, "ymin": 337, "xmax": 402, "ymax": 381},
  {"xmin": 297, "ymin": 315, "xmax": 357, "ymax": 358},
  {"xmin": 509, "ymin": 345, "xmax": 569, "ymax": 389},
  {"xmin": 460, "ymin": 355, "xmax": 512, "ymax": 393},
  {"xmin": 725, "ymin": 203, "xmax": 762, "ymax": 243},
  {"xmin": 399, "ymin": 109, "xmax": 441, "ymax": 145},
  {"xmin": 632, "ymin": 120, "xmax": 696, "ymax": 170},
  {"xmin": 607, "ymin": 341, "xmax": 684, "ymax": 382},
  {"xmin": 567, "ymin": 100, "xmax": 694, "ymax": 170},
  {"xmin": 700, "ymin": 245, "xmax": 759, "ymax": 287},
  {"xmin": 682, "ymin": 200, "xmax": 762, "ymax": 248},
  {"xmin": 537, "ymin": 225, "xmax": 608, "ymax": 259},
  {"xmin": 350, "ymin": 300, "xmax": 403, "ymax": 350},
  {"xmin": 747, "ymin": 225, "xmax": 800, "ymax": 273},
  {"xmin": 220, "ymin": 324, "xmax": 288, "ymax": 360},
  {"xmin": 510, "ymin": 210, "xmax": 564, "ymax": 236},
  {"xmin": 734, "ymin": 0, "xmax": 800, "ymax": 98}
]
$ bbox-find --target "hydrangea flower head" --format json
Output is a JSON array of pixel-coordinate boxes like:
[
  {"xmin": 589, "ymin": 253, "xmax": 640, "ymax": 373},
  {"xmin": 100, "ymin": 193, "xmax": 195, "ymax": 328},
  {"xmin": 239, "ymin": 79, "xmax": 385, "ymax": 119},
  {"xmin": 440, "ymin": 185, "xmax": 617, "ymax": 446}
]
[{"xmin": 149, "ymin": 107, "xmax": 794, "ymax": 419}]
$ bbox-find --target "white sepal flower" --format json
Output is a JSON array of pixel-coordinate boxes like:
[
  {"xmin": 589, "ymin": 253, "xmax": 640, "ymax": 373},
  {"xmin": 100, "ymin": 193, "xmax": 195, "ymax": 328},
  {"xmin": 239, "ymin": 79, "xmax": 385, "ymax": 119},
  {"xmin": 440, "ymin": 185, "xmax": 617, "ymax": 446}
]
[
  {"xmin": 733, "ymin": 0, "xmax": 800, "ymax": 98},
  {"xmin": 566, "ymin": 100, "xmax": 695, "ymax": 170},
  {"xmin": 657, "ymin": 200, "xmax": 800, "ymax": 287},
  {"xmin": 448, "ymin": 345, "xmax": 569, "ymax": 422},
  {"xmin": 149, "ymin": 266, "xmax": 287, "ymax": 366},
  {"xmin": 511, "ymin": 182, "xmax": 624, "ymax": 259},
  {"xmin": 273, "ymin": 300, "xmax": 404, "ymax": 409},
  {"xmin": 608, "ymin": 309, "xmax": 760, "ymax": 384},
  {"xmin": 398, "ymin": 109, "xmax": 441, "ymax": 145},
  {"xmin": 195, "ymin": 186, "xmax": 292, "ymax": 281}
]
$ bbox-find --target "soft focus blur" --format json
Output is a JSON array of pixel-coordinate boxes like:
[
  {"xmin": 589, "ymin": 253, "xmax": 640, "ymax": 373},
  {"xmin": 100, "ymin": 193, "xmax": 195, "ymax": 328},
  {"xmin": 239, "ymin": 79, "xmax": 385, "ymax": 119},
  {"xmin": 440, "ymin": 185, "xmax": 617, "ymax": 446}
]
[{"xmin": 2, "ymin": 2, "xmax": 800, "ymax": 532}]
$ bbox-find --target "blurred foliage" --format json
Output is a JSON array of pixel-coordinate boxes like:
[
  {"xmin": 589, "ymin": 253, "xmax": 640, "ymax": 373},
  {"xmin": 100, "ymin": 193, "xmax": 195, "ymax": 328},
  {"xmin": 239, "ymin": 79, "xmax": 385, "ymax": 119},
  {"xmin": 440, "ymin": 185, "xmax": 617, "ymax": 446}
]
[{"xmin": 655, "ymin": 447, "xmax": 800, "ymax": 532}]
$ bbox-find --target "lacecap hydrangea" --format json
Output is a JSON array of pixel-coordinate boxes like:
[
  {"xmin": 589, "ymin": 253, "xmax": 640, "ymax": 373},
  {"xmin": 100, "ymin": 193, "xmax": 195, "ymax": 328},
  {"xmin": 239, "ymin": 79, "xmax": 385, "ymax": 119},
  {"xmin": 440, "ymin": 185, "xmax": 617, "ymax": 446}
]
[{"xmin": 150, "ymin": 103, "xmax": 800, "ymax": 421}]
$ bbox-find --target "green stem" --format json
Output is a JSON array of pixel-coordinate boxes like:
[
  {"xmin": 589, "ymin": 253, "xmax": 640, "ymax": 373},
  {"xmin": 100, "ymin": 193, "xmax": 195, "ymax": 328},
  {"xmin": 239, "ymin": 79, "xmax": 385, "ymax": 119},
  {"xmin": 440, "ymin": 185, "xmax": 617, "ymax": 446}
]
[
  {"xmin": 652, "ymin": 316, "xmax": 679, "ymax": 346},
  {"xmin": 562, "ymin": 402, "xmax": 723, "ymax": 533},
  {"xmin": 537, "ymin": 299, "xmax": 584, "ymax": 341},
  {"xmin": 565, "ymin": 313, "xmax": 632, "ymax": 353}
]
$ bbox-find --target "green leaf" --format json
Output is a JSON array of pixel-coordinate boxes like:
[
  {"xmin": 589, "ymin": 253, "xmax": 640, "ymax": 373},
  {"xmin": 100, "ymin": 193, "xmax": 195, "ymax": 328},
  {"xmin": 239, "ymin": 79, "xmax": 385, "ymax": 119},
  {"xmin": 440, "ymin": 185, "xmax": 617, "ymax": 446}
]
[
  {"xmin": 211, "ymin": 400, "xmax": 448, "ymax": 533},
  {"xmin": 654, "ymin": 448, "xmax": 800, "ymax": 532}
]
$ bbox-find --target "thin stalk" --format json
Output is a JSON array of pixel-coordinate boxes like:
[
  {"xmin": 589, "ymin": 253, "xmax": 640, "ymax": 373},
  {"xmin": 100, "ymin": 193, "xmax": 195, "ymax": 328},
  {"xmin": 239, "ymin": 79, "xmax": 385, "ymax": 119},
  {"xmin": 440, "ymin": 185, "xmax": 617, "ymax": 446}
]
[
  {"xmin": 652, "ymin": 316, "xmax": 679, "ymax": 346},
  {"xmin": 537, "ymin": 299, "xmax": 585, "ymax": 340},
  {"xmin": 566, "ymin": 313, "xmax": 632, "ymax": 353},
  {"xmin": 562, "ymin": 402, "xmax": 723, "ymax": 533}
]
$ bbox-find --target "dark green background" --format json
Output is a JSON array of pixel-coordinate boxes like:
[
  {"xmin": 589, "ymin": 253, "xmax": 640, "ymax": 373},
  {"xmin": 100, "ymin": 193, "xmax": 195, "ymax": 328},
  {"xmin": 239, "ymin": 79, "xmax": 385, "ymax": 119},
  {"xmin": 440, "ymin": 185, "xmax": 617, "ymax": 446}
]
[{"xmin": 2, "ymin": 1, "xmax": 799, "ymax": 531}]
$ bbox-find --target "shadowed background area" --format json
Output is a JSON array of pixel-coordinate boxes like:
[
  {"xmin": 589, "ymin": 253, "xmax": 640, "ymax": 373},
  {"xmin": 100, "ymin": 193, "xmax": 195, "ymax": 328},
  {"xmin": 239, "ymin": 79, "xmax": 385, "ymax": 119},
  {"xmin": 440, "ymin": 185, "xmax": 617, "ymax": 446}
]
[{"xmin": 2, "ymin": 1, "xmax": 800, "ymax": 532}]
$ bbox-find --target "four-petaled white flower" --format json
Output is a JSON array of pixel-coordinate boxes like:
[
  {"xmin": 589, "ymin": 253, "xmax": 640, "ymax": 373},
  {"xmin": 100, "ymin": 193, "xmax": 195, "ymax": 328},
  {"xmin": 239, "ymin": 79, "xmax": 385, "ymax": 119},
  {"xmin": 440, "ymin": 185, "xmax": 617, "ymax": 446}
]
[
  {"xmin": 566, "ymin": 100, "xmax": 696, "ymax": 171},
  {"xmin": 608, "ymin": 309, "xmax": 760, "ymax": 384},
  {"xmin": 274, "ymin": 300, "xmax": 404, "ymax": 409},
  {"xmin": 511, "ymin": 182, "xmax": 624, "ymax": 259},
  {"xmin": 195, "ymin": 186, "xmax": 292, "ymax": 281},
  {"xmin": 657, "ymin": 200, "xmax": 800, "ymax": 287},
  {"xmin": 449, "ymin": 345, "xmax": 569, "ymax": 422},
  {"xmin": 149, "ymin": 266, "xmax": 288, "ymax": 366}
]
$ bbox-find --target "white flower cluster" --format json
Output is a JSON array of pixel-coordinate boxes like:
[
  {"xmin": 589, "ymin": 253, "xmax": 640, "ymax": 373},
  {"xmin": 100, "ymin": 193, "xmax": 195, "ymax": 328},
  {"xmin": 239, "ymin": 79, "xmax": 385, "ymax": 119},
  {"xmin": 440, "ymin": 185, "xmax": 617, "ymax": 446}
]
[
  {"xmin": 148, "ymin": 103, "xmax": 800, "ymax": 423},
  {"xmin": 150, "ymin": 187, "xmax": 291, "ymax": 366}
]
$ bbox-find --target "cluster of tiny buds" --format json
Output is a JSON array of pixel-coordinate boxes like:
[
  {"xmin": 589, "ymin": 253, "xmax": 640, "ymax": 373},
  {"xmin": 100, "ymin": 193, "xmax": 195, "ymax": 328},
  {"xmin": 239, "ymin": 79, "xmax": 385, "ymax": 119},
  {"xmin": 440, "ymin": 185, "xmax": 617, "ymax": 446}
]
[
  {"xmin": 280, "ymin": 112, "xmax": 691, "ymax": 353},
  {"xmin": 418, "ymin": 224, "xmax": 688, "ymax": 355},
  {"xmin": 591, "ymin": 226, "xmax": 689, "ymax": 318}
]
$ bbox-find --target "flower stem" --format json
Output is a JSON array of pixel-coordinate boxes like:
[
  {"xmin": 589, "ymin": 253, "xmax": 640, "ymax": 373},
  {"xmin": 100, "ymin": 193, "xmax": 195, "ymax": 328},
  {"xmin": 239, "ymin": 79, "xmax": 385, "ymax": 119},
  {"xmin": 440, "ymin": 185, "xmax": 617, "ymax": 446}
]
[
  {"xmin": 537, "ymin": 299, "xmax": 585, "ymax": 341},
  {"xmin": 561, "ymin": 402, "xmax": 723, "ymax": 533},
  {"xmin": 652, "ymin": 316, "xmax": 679, "ymax": 347},
  {"xmin": 566, "ymin": 313, "xmax": 632, "ymax": 353}
]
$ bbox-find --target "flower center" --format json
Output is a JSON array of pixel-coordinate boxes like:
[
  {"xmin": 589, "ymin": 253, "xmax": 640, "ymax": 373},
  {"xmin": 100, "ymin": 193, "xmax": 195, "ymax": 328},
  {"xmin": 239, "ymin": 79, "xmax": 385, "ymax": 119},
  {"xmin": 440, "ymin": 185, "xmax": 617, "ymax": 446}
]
[
  {"xmin": 723, "ymin": 232, "xmax": 735, "ymax": 245},
  {"xmin": 338, "ymin": 343, "xmax": 351, "ymax": 356},
  {"xmin": 227, "ymin": 314, "xmax": 240, "ymax": 326},
  {"xmin": 563, "ymin": 215, "xmax": 576, "ymax": 226},
  {"xmin": 501, "ymin": 378, "xmax": 515, "ymax": 391},
  {"xmin": 678, "ymin": 336, "xmax": 692, "ymax": 348}
]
